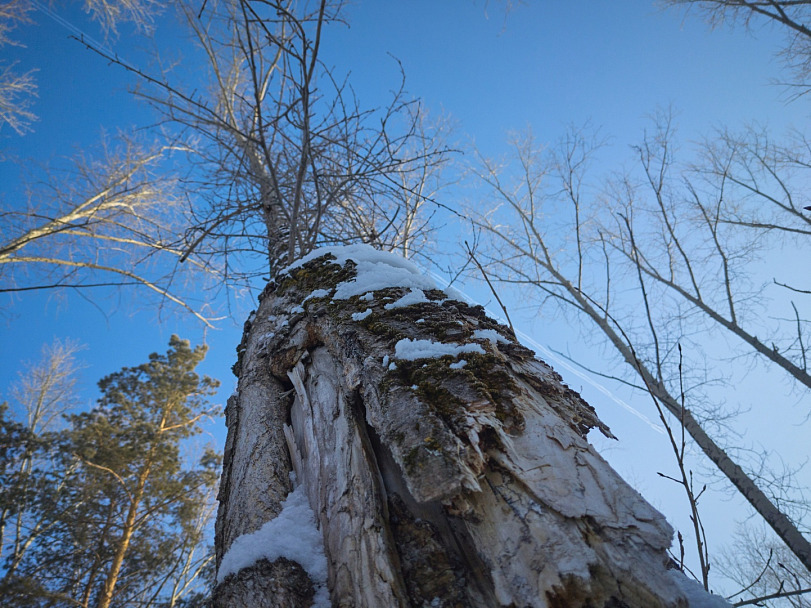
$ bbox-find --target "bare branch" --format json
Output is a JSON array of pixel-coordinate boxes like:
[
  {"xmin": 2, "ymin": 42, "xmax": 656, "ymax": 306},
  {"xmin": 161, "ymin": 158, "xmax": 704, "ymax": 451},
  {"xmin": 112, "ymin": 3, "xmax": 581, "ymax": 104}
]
[
  {"xmin": 467, "ymin": 122, "xmax": 811, "ymax": 574},
  {"xmin": 0, "ymin": 135, "xmax": 220, "ymax": 324},
  {"xmin": 78, "ymin": 0, "xmax": 453, "ymax": 283}
]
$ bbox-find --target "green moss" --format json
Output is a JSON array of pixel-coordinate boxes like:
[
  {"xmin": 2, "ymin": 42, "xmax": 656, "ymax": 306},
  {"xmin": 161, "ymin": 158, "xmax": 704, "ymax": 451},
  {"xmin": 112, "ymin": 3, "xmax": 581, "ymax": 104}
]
[
  {"xmin": 361, "ymin": 312, "xmax": 407, "ymax": 342},
  {"xmin": 404, "ymin": 446, "xmax": 421, "ymax": 472},
  {"xmin": 275, "ymin": 254, "xmax": 357, "ymax": 297},
  {"xmin": 415, "ymin": 379, "xmax": 467, "ymax": 426},
  {"xmin": 385, "ymin": 350, "xmax": 524, "ymax": 439},
  {"xmin": 390, "ymin": 358, "xmax": 476, "ymax": 431},
  {"xmin": 423, "ymin": 436, "xmax": 441, "ymax": 451},
  {"xmin": 356, "ymin": 291, "xmax": 476, "ymax": 349},
  {"xmin": 424, "ymin": 288, "xmax": 447, "ymax": 301},
  {"xmin": 462, "ymin": 353, "xmax": 514, "ymax": 403}
]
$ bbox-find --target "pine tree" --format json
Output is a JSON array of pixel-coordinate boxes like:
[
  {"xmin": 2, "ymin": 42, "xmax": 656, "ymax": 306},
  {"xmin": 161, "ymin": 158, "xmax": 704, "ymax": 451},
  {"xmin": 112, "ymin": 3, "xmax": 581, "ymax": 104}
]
[{"xmin": 2, "ymin": 336, "xmax": 221, "ymax": 608}]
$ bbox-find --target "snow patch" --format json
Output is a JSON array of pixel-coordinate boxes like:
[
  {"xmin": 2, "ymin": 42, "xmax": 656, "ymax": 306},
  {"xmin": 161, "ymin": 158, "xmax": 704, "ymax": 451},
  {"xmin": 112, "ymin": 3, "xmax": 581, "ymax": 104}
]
[
  {"xmin": 290, "ymin": 305, "xmax": 304, "ymax": 314},
  {"xmin": 283, "ymin": 244, "xmax": 437, "ymax": 300},
  {"xmin": 442, "ymin": 284, "xmax": 471, "ymax": 303},
  {"xmin": 216, "ymin": 484, "xmax": 329, "ymax": 606},
  {"xmin": 384, "ymin": 288, "xmax": 428, "ymax": 310},
  {"xmin": 473, "ymin": 328, "xmax": 509, "ymax": 345},
  {"xmin": 394, "ymin": 338, "xmax": 485, "ymax": 361},
  {"xmin": 360, "ymin": 292, "xmax": 374, "ymax": 301},
  {"xmin": 449, "ymin": 359, "xmax": 467, "ymax": 369},
  {"xmin": 304, "ymin": 288, "xmax": 331, "ymax": 302},
  {"xmin": 666, "ymin": 570, "xmax": 731, "ymax": 607},
  {"xmin": 351, "ymin": 309, "xmax": 372, "ymax": 321}
]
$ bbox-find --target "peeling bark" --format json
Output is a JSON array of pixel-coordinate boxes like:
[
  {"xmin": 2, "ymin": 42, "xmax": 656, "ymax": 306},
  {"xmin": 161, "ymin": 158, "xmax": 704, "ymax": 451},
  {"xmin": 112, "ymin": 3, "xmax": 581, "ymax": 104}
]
[{"xmin": 214, "ymin": 249, "xmax": 725, "ymax": 607}]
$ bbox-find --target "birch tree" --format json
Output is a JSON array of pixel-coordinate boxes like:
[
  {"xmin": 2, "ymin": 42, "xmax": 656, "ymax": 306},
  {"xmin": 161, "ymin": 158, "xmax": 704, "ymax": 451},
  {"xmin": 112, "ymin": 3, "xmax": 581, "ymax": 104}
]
[
  {"xmin": 0, "ymin": 0, "xmax": 163, "ymax": 136},
  {"xmin": 0, "ymin": 339, "xmax": 84, "ymax": 592},
  {"xmin": 6, "ymin": 0, "xmax": 450, "ymax": 319},
  {"xmin": 0, "ymin": 3, "xmax": 230, "ymax": 323},
  {"xmin": 45, "ymin": 2, "xmax": 742, "ymax": 604},
  {"xmin": 663, "ymin": 0, "xmax": 811, "ymax": 92},
  {"xmin": 465, "ymin": 119, "xmax": 811, "ymax": 597}
]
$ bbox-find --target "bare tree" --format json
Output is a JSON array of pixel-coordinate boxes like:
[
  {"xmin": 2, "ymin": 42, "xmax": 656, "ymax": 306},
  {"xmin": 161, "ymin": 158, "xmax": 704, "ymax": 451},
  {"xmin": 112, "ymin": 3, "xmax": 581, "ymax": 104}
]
[
  {"xmin": 0, "ymin": 339, "xmax": 84, "ymax": 588},
  {"xmin": 317, "ymin": 105, "xmax": 453, "ymax": 265},
  {"xmin": 0, "ymin": 134, "xmax": 221, "ymax": 325},
  {"xmin": 5, "ymin": 0, "xmax": 451, "ymax": 320},
  {"xmin": 466, "ymin": 119, "xmax": 811, "ymax": 584},
  {"xmin": 720, "ymin": 525, "xmax": 811, "ymax": 607},
  {"xmin": 0, "ymin": 0, "xmax": 166, "ymax": 137},
  {"xmin": 80, "ymin": 0, "xmax": 164, "ymax": 36},
  {"xmin": 0, "ymin": 0, "xmax": 36, "ymax": 135},
  {"xmin": 663, "ymin": 1, "xmax": 811, "ymax": 93},
  {"xmin": 9, "ymin": 338, "xmax": 84, "ymax": 434},
  {"xmin": 80, "ymin": 0, "xmax": 452, "ymax": 283}
]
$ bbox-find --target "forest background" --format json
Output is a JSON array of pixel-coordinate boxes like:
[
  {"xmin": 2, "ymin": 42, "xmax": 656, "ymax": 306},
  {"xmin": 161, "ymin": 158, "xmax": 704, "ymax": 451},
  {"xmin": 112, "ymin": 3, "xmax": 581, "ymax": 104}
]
[{"xmin": 1, "ymin": 0, "xmax": 809, "ymax": 605}]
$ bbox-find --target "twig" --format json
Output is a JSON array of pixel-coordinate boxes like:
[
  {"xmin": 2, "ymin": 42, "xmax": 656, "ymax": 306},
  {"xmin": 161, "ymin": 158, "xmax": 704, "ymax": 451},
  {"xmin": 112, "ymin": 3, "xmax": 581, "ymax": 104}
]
[
  {"xmin": 774, "ymin": 279, "xmax": 811, "ymax": 296},
  {"xmin": 464, "ymin": 240, "xmax": 514, "ymax": 334},
  {"xmin": 734, "ymin": 586, "xmax": 811, "ymax": 607}
]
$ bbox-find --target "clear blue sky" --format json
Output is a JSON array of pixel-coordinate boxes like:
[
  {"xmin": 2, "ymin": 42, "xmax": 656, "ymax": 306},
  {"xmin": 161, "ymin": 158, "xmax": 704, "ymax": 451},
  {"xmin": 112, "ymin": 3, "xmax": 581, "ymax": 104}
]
[{"xmin": 2, "ymin": 1, "xmax": 807, "ymax": 594}]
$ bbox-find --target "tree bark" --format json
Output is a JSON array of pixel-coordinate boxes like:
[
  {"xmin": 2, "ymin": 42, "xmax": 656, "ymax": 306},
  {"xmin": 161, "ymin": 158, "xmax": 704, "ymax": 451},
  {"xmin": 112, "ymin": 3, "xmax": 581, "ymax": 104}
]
[
  {"xmin": 96, "ymin": 463, "xmax": 151, "ymax": 608},
  {"xmin": 214, "ymin": 249, "xmax": 726, "ymax": 607}
]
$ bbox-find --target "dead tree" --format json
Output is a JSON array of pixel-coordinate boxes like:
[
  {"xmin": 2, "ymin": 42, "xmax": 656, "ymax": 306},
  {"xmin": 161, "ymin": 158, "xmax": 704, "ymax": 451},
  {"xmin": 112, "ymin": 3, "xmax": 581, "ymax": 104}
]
[{"xmin": 213, "ymin": 246, "xmax": 728, "ymax": 607}]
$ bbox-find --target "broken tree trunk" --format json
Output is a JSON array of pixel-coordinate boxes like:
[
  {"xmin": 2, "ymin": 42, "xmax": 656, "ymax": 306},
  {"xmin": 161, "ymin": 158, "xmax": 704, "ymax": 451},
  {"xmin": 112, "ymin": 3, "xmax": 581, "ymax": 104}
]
[{"xmin": 213, "ymin": 246, "xmax": 726, "ymax": 607}]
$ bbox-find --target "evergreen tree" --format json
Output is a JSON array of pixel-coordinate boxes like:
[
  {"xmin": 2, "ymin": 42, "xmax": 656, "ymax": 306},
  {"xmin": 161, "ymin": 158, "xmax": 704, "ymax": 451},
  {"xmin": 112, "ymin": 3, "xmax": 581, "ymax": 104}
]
[{"xmin": 1, "ymin": 336, "xmax": 220, "ymax": 608}]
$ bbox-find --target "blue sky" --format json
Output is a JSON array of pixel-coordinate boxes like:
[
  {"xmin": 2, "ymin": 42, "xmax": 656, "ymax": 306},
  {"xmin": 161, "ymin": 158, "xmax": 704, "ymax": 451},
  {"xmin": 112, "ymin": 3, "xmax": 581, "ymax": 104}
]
[{"xmin": 2, "ymin": 1, "xmax": 808, "ymax": 594}]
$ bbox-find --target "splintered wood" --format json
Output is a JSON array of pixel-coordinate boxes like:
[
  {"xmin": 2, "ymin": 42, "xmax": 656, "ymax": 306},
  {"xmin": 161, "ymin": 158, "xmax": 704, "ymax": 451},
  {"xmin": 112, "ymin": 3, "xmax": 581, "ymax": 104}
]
[{"xmin": 214, "ymin": 247, "xmax": 726, "ymax": 608}]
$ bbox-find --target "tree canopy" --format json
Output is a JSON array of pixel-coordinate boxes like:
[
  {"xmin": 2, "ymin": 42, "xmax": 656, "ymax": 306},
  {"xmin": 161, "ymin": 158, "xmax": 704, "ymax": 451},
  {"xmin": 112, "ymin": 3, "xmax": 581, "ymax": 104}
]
[{"xmin": 0, "ymin": 336, "xmax": 220, "ymax": 608}]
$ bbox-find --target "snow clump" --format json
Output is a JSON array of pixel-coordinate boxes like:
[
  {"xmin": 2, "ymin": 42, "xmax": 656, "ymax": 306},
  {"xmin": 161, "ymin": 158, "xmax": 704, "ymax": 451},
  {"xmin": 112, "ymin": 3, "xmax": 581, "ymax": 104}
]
[
  {"xmin": 351, "ymin": 309, "xmax": 372, "ymax": 321},
  {"xmin": 665, "ymin": 570, "xmax": 732, "ymax": 607},
  {"xmin": 216, "ymin": 483, "xmax": 329, "ymax": 606},
  {"xmin": 384, "ymin": 288, "xmax": 429, "ymax": 310},
  {"xmin": 473, "ymin": 328, "xmax": 509, "ymax": 345},
  {"xmin": 394, "ymin": 338, "xmax": 485, "ymax": 361},
  {"xmin": 304, "ymin": 288, "xmax": 331, "ymax": 302},
  {"xmin": 284, "ymin": 244, "xmax": 437, "ymax": 300}
]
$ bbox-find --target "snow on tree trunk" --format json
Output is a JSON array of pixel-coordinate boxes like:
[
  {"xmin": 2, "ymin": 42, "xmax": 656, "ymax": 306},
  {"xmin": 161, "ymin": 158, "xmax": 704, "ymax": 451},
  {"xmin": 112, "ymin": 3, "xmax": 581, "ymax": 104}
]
[{"xmin": 213, "ymin": 246, "xmax": 728, "ymax": 608}]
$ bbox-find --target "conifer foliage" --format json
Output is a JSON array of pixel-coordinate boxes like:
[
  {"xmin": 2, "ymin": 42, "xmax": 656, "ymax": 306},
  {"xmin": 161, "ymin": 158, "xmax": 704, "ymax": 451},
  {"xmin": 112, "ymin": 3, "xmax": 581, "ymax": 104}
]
[{"xmin": 0, "ymin": 336, "xmax": 220, "ymax": 608}]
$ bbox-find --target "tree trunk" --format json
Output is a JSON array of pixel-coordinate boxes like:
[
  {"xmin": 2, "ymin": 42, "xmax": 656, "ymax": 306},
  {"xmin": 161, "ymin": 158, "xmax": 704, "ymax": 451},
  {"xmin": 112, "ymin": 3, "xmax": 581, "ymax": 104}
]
[
  {"xmin": 214, "ymin": 247, "xmax": 727, "ymax": 607},
  {"xmin": 96, "ymin": 467, "xmax": 150, "ymax": 608}
]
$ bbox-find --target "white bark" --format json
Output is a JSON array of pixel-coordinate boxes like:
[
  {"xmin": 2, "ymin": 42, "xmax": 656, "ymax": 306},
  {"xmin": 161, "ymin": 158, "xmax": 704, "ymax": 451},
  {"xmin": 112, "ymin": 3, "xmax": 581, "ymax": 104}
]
[{"xmin": 214, "ymin": 248, "xmax": 728, "ymax": 607}]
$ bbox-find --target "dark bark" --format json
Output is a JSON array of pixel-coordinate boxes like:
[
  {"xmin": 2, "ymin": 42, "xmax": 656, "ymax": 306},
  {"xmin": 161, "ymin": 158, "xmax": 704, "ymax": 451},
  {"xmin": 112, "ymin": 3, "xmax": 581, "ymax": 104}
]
[{"xmin": 213, "ymin": 558, "xmax": 315, "ymax": 608}]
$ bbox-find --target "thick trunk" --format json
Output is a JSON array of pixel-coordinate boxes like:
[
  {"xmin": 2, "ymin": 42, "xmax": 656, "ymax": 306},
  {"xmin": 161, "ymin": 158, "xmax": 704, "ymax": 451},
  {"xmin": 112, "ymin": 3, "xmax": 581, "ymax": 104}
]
[{"xmin": 214, "ymin": 247, "xmax": 726, "ymax": 607}]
